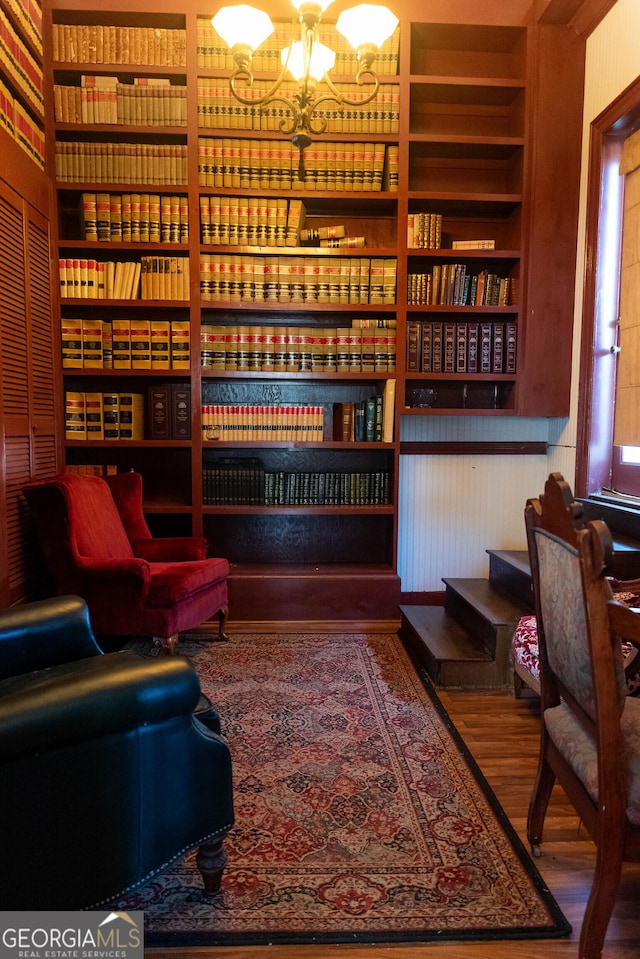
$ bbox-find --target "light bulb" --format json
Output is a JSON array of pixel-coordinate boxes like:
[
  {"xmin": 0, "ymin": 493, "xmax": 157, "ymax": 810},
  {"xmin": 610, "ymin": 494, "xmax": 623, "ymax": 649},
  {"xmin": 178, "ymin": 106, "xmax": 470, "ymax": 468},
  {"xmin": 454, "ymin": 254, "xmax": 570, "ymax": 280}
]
[
  {"xmin": 211, "ymin": 5, "xmax": 274, "ymax": 52},
  {"xmin": 282, "ymin": 40, "xmax": 335, "ymax": 82},
  {"xmin": 336, "ymin": 4, "xmax": 398, "ymax": 51}
]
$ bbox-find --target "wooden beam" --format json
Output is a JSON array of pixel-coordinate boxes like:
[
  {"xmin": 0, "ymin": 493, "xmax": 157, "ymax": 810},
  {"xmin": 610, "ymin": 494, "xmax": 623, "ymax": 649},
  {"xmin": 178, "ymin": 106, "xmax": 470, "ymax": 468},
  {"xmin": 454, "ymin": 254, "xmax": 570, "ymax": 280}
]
[{"xmin": 538, "ymin": 0, "xmax": 617, "ymax": 34}]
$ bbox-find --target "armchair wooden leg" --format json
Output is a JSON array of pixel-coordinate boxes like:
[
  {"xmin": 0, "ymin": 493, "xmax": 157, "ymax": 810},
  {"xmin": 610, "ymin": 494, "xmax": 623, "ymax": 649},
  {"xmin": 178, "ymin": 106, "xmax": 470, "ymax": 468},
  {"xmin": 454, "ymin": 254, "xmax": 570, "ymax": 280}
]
[
  {"xmin": 217, "ymin": 605, "xmax": 230, "ymax": 641},
  {"xmin": 527, "ymin": 732, "xmax": 557, "ymax": 855},
  {"xmin": 154, "ymin": 634, "xmax": 179, "ymax": 655},
  {"xmin": 579, "ymin": 838, "xmax": 624, "ymax": 959},
  {"xmin": 196, "ymin": 837, "xmax": 228, "ymax": 894}
]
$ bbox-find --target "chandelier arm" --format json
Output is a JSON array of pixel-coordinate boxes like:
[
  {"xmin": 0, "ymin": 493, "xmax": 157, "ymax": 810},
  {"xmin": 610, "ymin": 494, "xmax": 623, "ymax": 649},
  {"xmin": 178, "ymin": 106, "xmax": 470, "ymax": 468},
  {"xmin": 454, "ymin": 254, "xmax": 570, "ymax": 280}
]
[
  {"xmin": 321, "ymin": 70, "xmax": 380, "ymax": 108},
  {"xmin": 228, "ymin": 40, "xmax": 294, "ymax": 107}
]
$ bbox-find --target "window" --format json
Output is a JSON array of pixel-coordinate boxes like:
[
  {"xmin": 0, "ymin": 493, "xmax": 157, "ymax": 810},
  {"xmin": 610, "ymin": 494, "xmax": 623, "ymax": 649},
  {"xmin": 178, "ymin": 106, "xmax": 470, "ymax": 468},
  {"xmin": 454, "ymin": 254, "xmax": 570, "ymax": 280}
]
[{"xmin": 578, "ymin": 78, "xmax": 640, "ymax": 500}]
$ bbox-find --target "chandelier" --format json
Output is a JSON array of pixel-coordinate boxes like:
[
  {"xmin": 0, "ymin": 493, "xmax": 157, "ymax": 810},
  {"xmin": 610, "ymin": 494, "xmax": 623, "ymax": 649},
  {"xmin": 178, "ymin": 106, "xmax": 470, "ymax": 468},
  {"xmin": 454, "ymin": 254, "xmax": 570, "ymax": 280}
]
[{"xmin": 211, "ymin": 0, "xmax": 398, "ymax": 177}]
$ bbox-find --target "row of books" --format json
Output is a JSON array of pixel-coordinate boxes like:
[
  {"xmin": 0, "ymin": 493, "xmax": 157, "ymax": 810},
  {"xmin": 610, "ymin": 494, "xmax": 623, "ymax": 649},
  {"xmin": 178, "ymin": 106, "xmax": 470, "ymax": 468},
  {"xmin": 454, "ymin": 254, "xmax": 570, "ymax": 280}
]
[
  {"xmin": 202, "ymin": 462, "xmax": 392, "ymax": 507},
  {"xmin": 196, "ymin": 79, "xmax": 399, "ymax": 135},
  {"xmin": 65, "ymin": 385, "xmax": 192, "ymax": 441},
  {"xmin": 407, "ymin": 267, "xmax": 518, "ymax": 307},
  {"xmin": 0, "ymin": 8, "xmax": 43, "ymax": 117},
  {"xmin": 406, "ymin": 320, "xmax": 517, "ymax": 375},
  {"xmin": 148, "ymin": 384, "xmax": 191, "ymax": 439},
  {"xmin": 333, "ymin": 386, "xmax": 395, "ymax": 443},
  {"xmin": 407, "ymin": 213, "xmax": 443, "ymax": 250},
  {"xmin": 59, "ymin": 255, "xmax": 190, "ymax": 300},
  {"xmin": 197, "ymin": 138, "xmax": 397, "ymax": 193},
  {"xmin": 65, "ymin": 390, "xmax": 145, "ymax": 441},
  {"xmin": 198, "ymin": 18, "xmax": 399, "ymax": 75},
  {"xmin": 54, "ymin": 142, "xmax": 188, "ymax": 185},
  {"xmin": 200, "ymin": 322, "xmax": 396, "ymax": 374},
  {"xmin": 6, "ymin": 0, "xmax": 41, "ymax": 56},
  {"xmin": 202, "ymin": 404, "xmax": 324, "ymax": 443},
  {"xmin": 200, "ymin": 195, "xmax": 301, "ymax": 248},
  {"xmin": 199, "ymin": 254, "xmax": 397, "ymax": 305},
  {"xmin": 61, "ymin": 317, "xmax": 190, "ymax": 370},
  {"xmin": 51, "ymin": 23, "xmax": 187, "ymax": 66},
  {"xmin": 0, "ymin": 74, "xmax": 44, "ymax": 169},
  {"xmin": 81, "ymin": 192, "xmax": 189, "ymax": 244},
  {"xmin": 54, "ymin": 78, "xmax": 187, "ymax": 127}
]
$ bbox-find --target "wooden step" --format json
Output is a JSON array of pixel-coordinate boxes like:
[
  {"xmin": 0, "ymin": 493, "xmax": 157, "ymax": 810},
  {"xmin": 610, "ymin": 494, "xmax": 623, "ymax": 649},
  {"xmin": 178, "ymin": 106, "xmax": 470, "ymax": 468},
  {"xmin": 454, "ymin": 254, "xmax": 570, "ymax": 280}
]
[
  {"xmin": 487, "ymin": 549, "xmax": 534, "ymax": 611},
  {"xmin": 443, "ymin": 578, "xmax": 528, "ymax": 645},
  {"xmin": 228, "ymin": 563, "xmax": 402, "ymax": 628},
  {"xmin": 399, "ymin": 605, "xmax": 507, "ymax": 690}
]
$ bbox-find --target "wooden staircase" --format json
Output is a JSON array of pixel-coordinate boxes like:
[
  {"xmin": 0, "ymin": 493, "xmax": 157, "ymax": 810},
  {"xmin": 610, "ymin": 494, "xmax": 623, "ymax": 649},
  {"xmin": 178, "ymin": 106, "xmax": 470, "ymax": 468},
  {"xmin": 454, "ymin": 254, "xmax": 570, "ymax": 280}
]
[{"xmin": 399, "ymin": 549, "xmax": 534, "ymax": 691}]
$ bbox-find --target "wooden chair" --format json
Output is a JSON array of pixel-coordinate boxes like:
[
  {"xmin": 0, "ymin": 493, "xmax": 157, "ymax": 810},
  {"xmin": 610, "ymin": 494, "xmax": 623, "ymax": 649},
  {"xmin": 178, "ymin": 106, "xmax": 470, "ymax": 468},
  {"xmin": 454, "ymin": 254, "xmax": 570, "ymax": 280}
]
[{"xmin": 525, "ymin": 472, "xmax": 640, "ymax": 959}]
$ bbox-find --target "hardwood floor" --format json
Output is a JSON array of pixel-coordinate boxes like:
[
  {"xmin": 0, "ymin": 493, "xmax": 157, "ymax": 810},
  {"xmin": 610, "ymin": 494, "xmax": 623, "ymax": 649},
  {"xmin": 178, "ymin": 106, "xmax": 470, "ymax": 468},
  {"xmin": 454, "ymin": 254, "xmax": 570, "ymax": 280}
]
[{"xmin": 148, "ymin": 686, "xmax": 640, "ymax": 959}]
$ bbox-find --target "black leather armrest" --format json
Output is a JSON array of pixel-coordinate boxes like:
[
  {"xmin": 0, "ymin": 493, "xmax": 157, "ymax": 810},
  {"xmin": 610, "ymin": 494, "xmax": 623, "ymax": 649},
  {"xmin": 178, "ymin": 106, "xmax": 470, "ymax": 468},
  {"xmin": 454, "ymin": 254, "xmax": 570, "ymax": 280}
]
[
  {"xmin": 0, "ymin": 650, "xmax": 203, "ymax": 761},
  {"xmin": 0, "ymin": 596, "xmax": 103, "ymax": 680}
]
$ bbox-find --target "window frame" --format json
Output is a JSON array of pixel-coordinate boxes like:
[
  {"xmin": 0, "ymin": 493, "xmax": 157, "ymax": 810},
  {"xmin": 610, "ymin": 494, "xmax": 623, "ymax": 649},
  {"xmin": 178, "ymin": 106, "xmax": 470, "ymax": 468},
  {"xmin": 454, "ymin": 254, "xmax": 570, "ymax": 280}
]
[{"xmin": 577, "ymin": 76, "xmax": 640, "ymax": 499}]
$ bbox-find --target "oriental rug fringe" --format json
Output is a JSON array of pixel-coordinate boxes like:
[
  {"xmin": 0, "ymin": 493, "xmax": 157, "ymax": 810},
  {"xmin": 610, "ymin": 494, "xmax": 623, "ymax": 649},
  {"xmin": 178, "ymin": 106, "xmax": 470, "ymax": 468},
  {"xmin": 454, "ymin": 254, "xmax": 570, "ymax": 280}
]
[{"xmin": 111, "ymin": 632, "xmax": 570, "ymax": 947}]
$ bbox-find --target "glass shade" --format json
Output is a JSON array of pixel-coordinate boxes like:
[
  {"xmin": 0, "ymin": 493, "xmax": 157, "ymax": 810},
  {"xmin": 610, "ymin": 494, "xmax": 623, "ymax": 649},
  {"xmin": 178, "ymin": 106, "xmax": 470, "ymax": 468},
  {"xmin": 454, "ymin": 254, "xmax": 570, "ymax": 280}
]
[
  {"xmin": 282, "ymin": 39, "xmax": 335, "ymax": 81},
  {"xmin": 211, "ymin": 5, "xmax": 274, "ymax": 51},
  {"xmin": 336, "ymin": 4, "xmax": 398, "ymax": 50}
]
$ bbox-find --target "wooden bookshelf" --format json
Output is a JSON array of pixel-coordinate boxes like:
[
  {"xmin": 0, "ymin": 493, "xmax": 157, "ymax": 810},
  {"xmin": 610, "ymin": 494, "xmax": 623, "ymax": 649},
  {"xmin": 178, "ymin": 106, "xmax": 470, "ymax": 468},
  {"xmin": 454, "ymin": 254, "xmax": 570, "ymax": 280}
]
[{"xmin": 43, "ymin": 0, "xmax": 583, "ymax": 623}]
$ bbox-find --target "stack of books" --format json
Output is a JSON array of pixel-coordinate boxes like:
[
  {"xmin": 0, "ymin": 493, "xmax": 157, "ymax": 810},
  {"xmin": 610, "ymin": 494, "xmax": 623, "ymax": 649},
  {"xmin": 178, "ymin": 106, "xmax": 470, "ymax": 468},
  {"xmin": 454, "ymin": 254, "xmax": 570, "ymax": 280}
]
[
  {"xmin": 196, "ymin": 77, "xmax": 398, "ymax": 134},
  {"xmin": 55, "ymin": 141, "xmax": 188, "ymax": 184},
  {"xmin": 406, "ymin": 320, "xmax": 517, "ymax": 374},
  {"xmin": 197, "ymin": 137, "xmax": 392, "ymax": 192},
  {"xmin": 81, "ymin": 192, "xmax": 188, "ymax": 243},
  {"xmin": 202, "ymin": 459, "xmax": 392, "ymax": 506},
  {"xmin": 199, "ymin": 254, "xmax": 396, "ymax": 305},
  {"xmin": 65, "ymin": 390, "xmax": 145, "ymax": 441},
  {"xmin": 58, "ymin": 256, "xmax": 190, "ymax": 300},
  {"xmin": 198, "ymin": 17, "xmax": 399, "ymax": 75},
  {"xmin": 332, "ymin": 380, "xmax": 396, "ymax": 443},
  {"xmin": 53, "ymin": 77, "xmax": 187, "ymax": 126},
  {"xmin": 61, "ymin": 317, "xmax": 190, "ymax": 370},
  {"xmin": 200, "ymin": 319, "xmax": 396, "ymax": 373},
  {"xmin": 407, "ymin": 213, "xmax": 443, "ymax": 249},
  {"xmin": 147, "ymin": 383, "xmax": 191, "ymax": 439},
  {"xmin": 201, "ymin": 403, "xmax": 324, "ymax": 442},
  {"xmin": 407, "ymin": 266, "xmax": 517, "ymax": 307},
  {"xmin": 51, "ymin": 23, "xmax": 186, "ymax": 66}
]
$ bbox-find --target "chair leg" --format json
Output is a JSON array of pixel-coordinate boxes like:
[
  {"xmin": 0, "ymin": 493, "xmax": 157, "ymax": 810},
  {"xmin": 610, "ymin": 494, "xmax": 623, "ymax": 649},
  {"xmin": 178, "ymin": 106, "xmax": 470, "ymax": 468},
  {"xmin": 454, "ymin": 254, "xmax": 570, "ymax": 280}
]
[
  {"xmin": 196, "ymin": 837, "xmax": 228, "ymax": 894},
  {"xmin": 216, "ymin": 605, "xmax": 230, "ymax": 641},
  {"xmin": 579, "ymin": 840, "xmax": 623, "ymax": 959},
  {"xmin": 153, "ymin": 634, "xmax": 179, "ymax": 655},
  {"xmin": 527, "ymin": 734, "xmax": 556, "ymax": 855}
]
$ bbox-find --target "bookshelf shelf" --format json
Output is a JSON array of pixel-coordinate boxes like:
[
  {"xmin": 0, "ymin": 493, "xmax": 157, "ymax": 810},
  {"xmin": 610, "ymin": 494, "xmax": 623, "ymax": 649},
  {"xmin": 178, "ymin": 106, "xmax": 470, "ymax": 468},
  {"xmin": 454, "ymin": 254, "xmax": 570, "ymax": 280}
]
[
  {"xmin": 203, "ymin": 504, "xmax": 395, "ymax": 514},
  {"xmin": 201, "ymin": 371, "xmax": 396, "ymax": 382},
  {"xmin": 202, "ymin": 441, "xmax": 396, "ymax": 449},
  {"xmin": 64, "ymin": 439, "xmax": 192, "ymax": 447}
]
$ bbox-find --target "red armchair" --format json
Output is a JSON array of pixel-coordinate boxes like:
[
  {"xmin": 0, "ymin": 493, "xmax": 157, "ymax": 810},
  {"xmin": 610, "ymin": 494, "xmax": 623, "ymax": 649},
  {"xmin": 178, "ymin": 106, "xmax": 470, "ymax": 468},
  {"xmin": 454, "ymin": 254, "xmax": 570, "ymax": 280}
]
[{"xmin": 23, "ymin": 472, "xmax": 229, "ymax": 653}]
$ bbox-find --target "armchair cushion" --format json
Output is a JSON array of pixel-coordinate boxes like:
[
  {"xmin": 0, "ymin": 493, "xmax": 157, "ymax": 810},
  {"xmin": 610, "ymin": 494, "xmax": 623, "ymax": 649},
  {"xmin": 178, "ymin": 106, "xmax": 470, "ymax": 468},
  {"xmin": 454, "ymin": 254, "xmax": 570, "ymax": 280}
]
[
  {"xmin": 544, "ymin": 696, "xmax": 640, "ymax": 825},
  {"xmin": 147, "ymin": 557, "xmax": 229, "ymax": 607}
]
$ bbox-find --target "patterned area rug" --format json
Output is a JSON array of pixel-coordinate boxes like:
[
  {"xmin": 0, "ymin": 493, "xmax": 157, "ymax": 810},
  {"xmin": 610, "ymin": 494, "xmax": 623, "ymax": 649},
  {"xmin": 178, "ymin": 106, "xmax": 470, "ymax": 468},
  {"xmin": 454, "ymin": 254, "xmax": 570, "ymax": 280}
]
[{"xmin": 111, "ymin": 632, "xmax": 570, "ymax": 947}]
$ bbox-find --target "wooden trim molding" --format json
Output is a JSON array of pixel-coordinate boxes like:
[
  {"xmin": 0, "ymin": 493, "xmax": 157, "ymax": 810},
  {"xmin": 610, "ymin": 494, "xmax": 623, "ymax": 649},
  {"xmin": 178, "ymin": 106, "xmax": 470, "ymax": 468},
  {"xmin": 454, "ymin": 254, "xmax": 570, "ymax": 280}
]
[{"xmin": 400, "ymin": 442, "xmax": 548, "ymax": 456}]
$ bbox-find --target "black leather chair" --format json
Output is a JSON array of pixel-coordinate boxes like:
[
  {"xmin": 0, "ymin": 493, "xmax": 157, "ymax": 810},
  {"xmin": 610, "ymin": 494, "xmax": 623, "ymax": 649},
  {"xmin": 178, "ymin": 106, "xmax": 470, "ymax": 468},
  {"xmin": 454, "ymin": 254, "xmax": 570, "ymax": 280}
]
[{"xmin": 0, "ymin": 595, "xmax": 234, "ymax": 909}]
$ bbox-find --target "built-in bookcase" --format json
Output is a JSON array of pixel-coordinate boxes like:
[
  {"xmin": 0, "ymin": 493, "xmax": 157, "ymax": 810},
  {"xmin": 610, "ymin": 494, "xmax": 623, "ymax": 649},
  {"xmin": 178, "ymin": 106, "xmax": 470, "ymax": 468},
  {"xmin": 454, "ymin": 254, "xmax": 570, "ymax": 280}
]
[{"xmin": 44, "ymin": 0, "xmax": 580, "ymax": 622}]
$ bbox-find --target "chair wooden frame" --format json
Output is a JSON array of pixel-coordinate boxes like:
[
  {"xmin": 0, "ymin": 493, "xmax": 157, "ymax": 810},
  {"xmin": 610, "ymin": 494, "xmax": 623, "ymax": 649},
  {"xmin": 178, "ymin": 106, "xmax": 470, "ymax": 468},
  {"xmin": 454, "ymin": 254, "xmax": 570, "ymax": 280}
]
[{"xmin": 525, "ymin": 472, "xmax": 640, "ymax": 959}]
